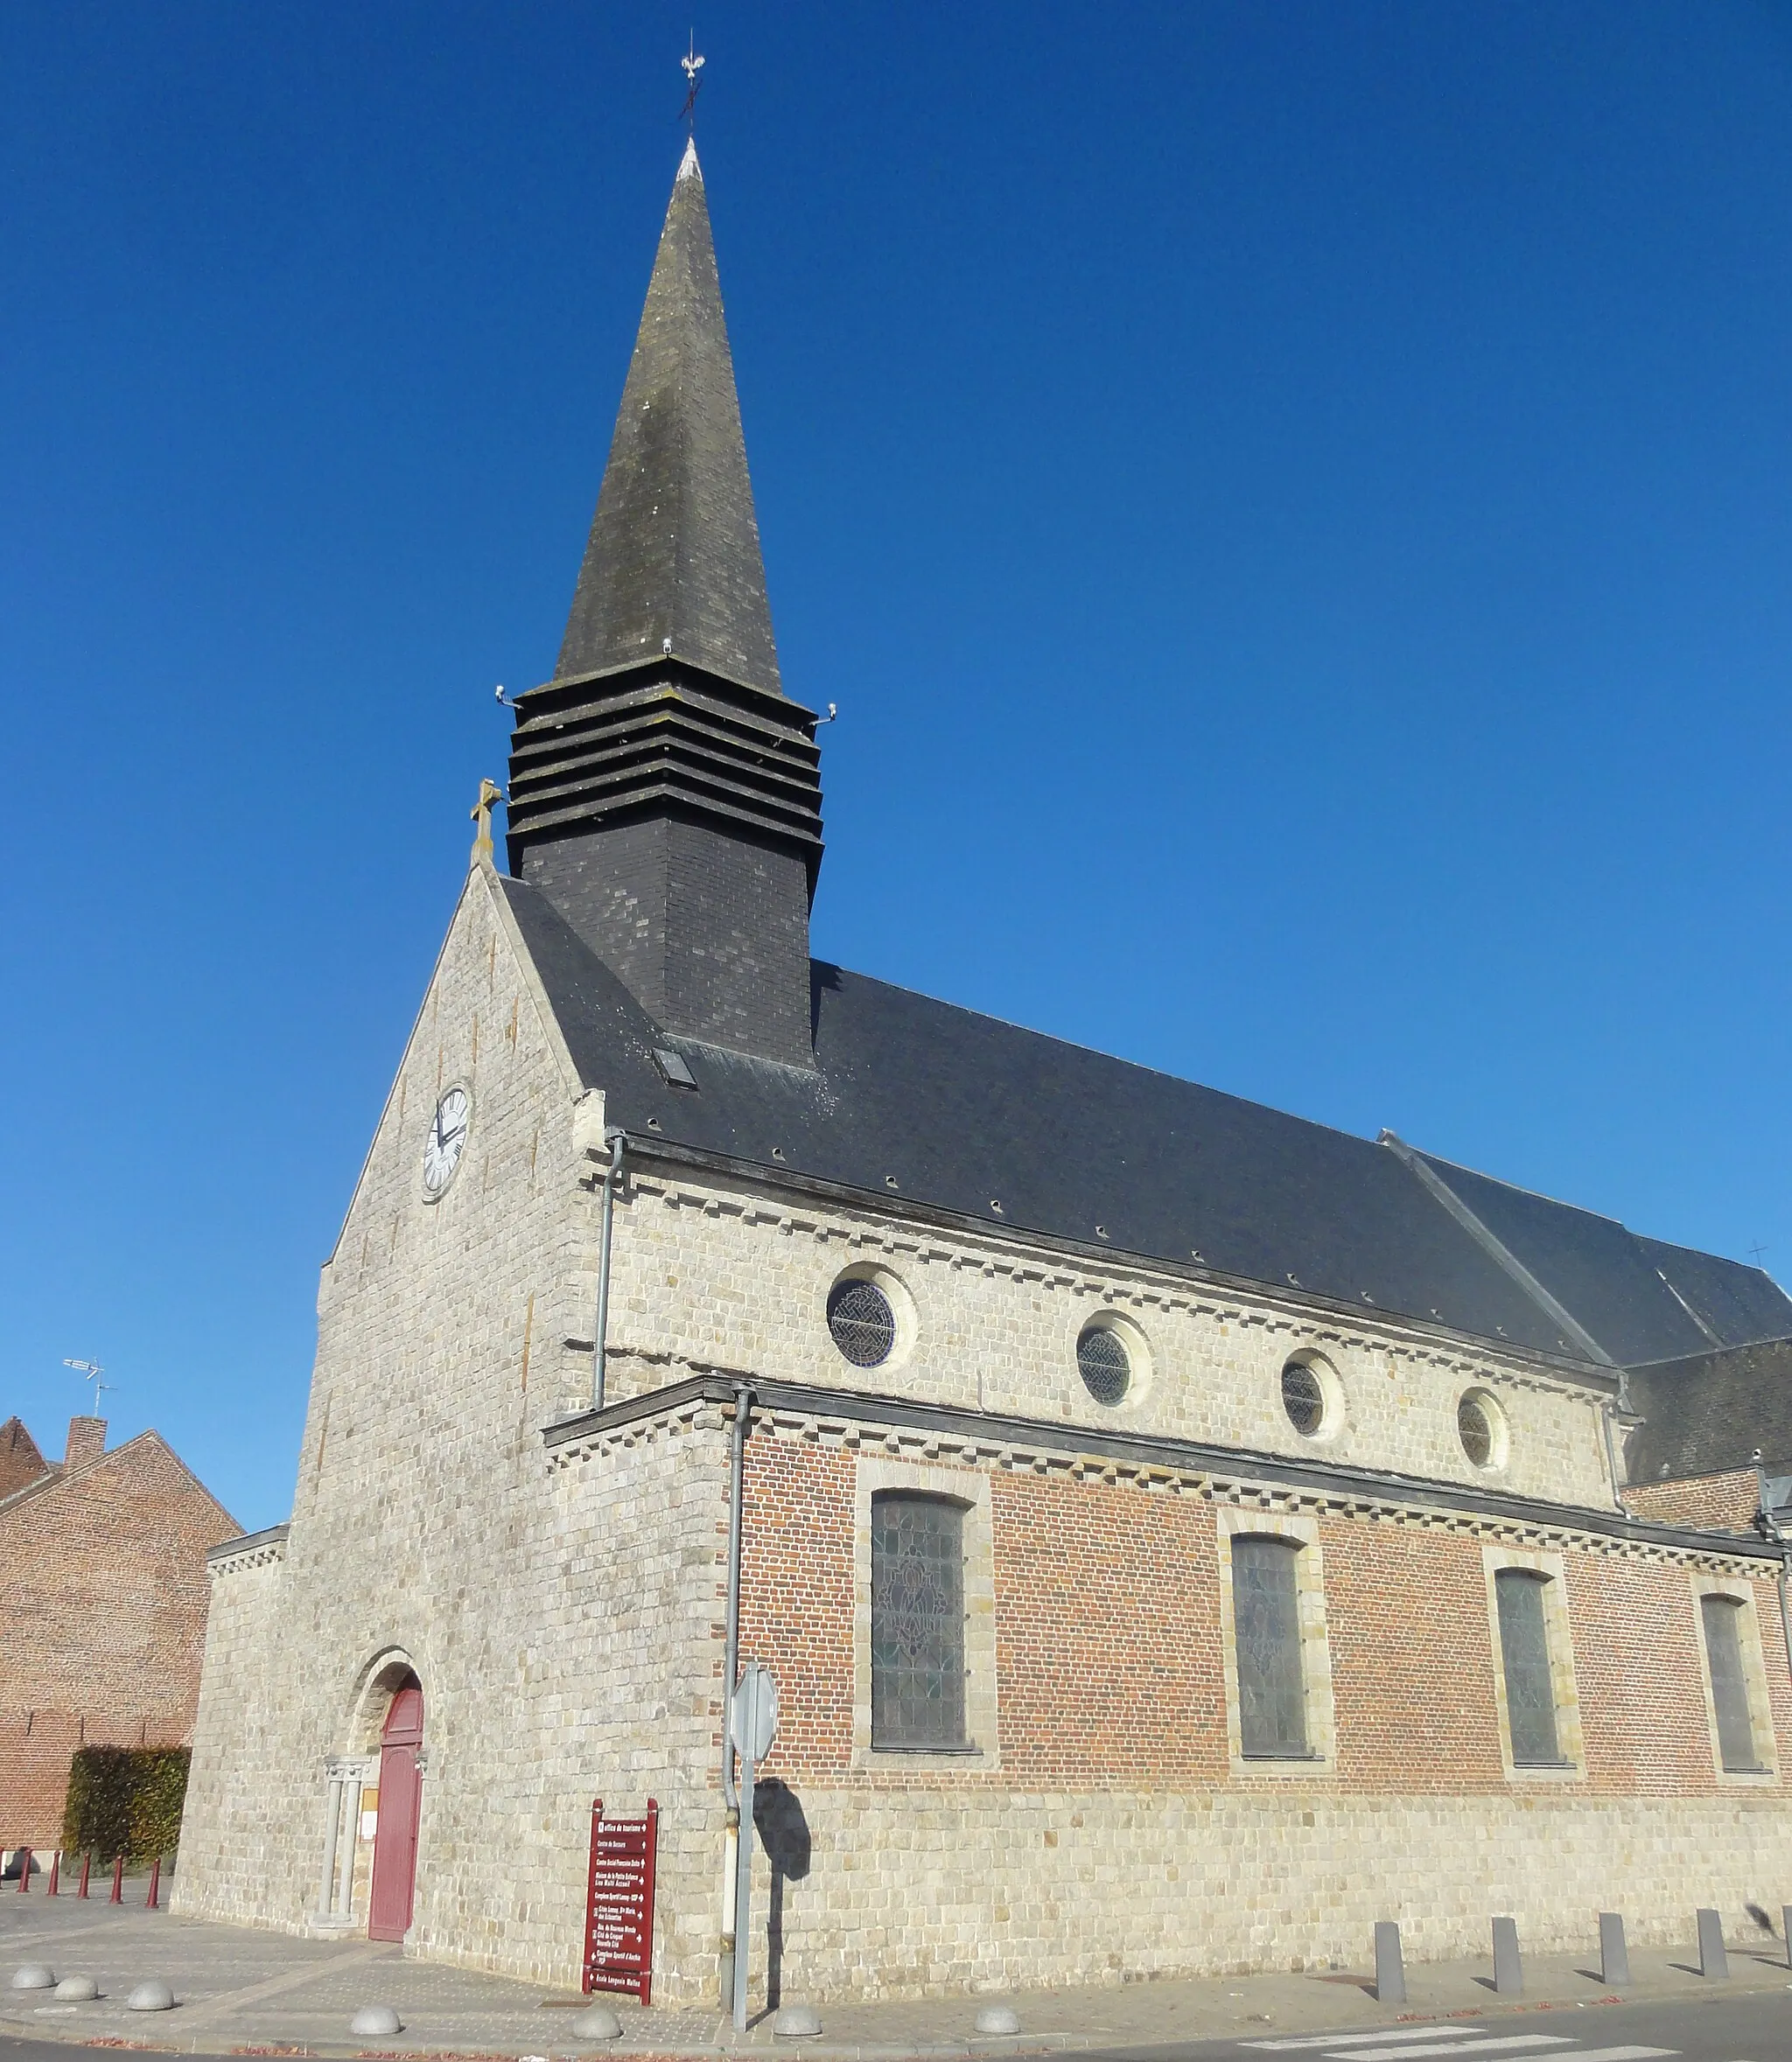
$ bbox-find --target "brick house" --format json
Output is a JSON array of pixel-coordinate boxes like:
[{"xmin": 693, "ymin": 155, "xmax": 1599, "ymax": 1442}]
[
  {"xmin": 177, "ymin": 140, "xmax": 1792, "ymax": 2001},
  {"xmin": 0, "ymin": 1415, "xmax": 239, "ymax": 1852}
]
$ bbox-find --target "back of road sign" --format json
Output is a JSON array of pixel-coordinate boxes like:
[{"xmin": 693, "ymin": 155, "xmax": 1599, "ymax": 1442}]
[{"xmin": 731, "ymin": 1663, "xmax": 778, "ymax": 1764}]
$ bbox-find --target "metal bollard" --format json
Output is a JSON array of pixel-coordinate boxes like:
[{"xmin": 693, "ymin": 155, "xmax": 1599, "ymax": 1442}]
[
  {"xmin": 77, "ymin": 1852, "xmax": 91, "ymax": 1898},
  {"xmin": 1783, "ymin": 1905, "xmax": 1792, "ymax": 1973},
  {"xmin": 15, "ymin": 1847, "xmax": 30, "ymax": 1892},
  {"xmin": 1374, "ymin": 1919, "xmax": 1406, "ymax": 2005},
  {"xmin": 1492, "ymin": 1915, "xmax": 1522, "ymax": 1996},
  {"xmin": 1697, "ymin": 1907, "xmax": 1728, "ymax": 1979},
  {"xmin": 1599, "ymin": 1912, "xmax": 1630, "ymax": 1988},
  {"xmin": 46, "ymin": 1851, "xmax": 60, "ymax": 1898},
  {"xmin": 109, "ymin": 1854, "xmax": 123, "ymax": 1905},
  {"xmin": 146, "ymin": 1856, "xmax": 161, "ymax": 1909}
]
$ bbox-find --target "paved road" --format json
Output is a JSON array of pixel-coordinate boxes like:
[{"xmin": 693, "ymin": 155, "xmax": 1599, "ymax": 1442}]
[{"xmin": 1083, "ymin": 1993, "xmax": 1792, "ymax": 2062}]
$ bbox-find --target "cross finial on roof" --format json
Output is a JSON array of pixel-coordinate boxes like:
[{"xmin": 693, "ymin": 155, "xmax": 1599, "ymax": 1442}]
[
  {"xmin": 680, "ymin": 33, "xmax": 704, "ymax": 130},
  {"xmin": 471, "ymin": 778, "xmax": 502, "ymax": 865}
]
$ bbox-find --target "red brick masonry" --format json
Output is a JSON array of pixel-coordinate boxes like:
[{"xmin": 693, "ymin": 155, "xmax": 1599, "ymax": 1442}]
[
  {"xmin": 0, "ymin": 1419, "xmax": 238, "ymax": 1847},
  {"xmin": 739, "ymin": 1435, "xmax": 1791, "ymax": 1799}
]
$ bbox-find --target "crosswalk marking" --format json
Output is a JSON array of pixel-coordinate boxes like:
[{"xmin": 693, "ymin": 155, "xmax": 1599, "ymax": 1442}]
[
  {"xmin": 1330, "ymin": 2039, "xmax": 1576, "ymax": 2061},
  {"xmin": 1241, "ymin": 2034, "xmax": 1676, "ymax": 2062},
  {"xmin": 1244, "ymin": 2031, "xmax": 1494, "ymax": 2052}
]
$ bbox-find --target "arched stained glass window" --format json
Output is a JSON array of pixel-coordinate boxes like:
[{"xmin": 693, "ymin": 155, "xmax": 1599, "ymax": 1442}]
[
  {"xmin": 1232, "ymin": 1535, "xmax": 1307, "ymax": 1758},
  {"xmin": 1494, "ymin": 1568, "xmax": 1564, "ymax": 1766},
  {"xmin": 870, "ymin": 1493, "xmax": 966, "ymax": 1749},
  {"xmin": 1701, "ymin": 1594, "xmax": 1760, "ymax": 1772}
]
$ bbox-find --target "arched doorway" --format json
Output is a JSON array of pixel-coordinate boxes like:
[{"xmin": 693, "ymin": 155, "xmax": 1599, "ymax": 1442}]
[{"xmin": 368, "ymin": 1681, "xmax": 423, "ymax": 1941}]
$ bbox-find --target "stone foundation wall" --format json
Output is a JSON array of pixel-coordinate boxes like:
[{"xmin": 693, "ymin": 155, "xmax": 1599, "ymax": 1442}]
[{"xmin": 735, "ymin": 1787, "xmax": 1792, "ymax": 2003}]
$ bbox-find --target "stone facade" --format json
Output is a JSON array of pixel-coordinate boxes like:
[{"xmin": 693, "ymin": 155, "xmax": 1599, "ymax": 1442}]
[
  {"xmin": 0, "ymin": 1418, "xmax": 238, "ymax": 1849},
  {"xmin": 175, "ymin": 856, "xmax": 1792, "ymax": 2002}
]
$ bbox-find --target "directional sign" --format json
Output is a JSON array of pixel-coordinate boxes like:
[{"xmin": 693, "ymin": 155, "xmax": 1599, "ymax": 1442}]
[
  {"xmin": 584, "ymin": 1799, "xmax": 658, "ymax": 2004},
  {"xmin": 730, "ymin": 1662, "xmax": 779, "ymax": 1764}
]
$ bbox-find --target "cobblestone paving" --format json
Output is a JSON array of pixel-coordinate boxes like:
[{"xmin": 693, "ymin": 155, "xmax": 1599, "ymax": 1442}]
[{"xmin": 5, "ymin": 1886, "xmax": 1792, "ymax": 2059}]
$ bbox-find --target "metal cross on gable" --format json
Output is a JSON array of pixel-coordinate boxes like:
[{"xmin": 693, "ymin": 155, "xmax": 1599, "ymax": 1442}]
[{"xmin": 679, "ymin": 33, "xmax": 704, "ymax": 129}]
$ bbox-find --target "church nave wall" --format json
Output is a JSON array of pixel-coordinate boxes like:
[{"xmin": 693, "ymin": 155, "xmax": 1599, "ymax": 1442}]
[{"xmin": 599, "ymin": 1164, "xmax": 1616, "ymax": 1513}]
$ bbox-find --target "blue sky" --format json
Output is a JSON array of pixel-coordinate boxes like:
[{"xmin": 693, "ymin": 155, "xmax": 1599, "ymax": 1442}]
[{"xmin": 4, "ymin": 3, "xmax": 1790, "ymax": 1529}]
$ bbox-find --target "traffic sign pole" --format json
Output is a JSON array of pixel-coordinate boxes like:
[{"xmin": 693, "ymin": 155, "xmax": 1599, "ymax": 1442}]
[{"xmin": 729, "ymin": 1661, "xmax": 779, "ymax": 2032}]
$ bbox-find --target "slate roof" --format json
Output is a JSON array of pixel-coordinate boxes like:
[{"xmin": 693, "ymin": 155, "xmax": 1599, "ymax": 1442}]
[
  {"xmin": 1626, "ymin": 1339, "xmax": 1792, "ymax": 1481},
  {"xmin": 501, "ymin": 876, "xmax": 1790, "ymax": 1377},
  {"xmin": 554, "ymin": 139, "xmax": 783, "ymax": 696}
]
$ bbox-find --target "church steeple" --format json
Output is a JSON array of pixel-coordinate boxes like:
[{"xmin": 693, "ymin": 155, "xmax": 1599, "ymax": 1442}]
[
  {"xmin": 504, "ymin": 142, "xmax": 824, "ymax": 1069},
  {"xmin": 555, "ymin": 139, "xmax": 783, "ymax": 695}
]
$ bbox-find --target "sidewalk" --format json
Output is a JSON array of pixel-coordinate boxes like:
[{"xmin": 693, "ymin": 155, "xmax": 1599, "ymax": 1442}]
[{"xmin": 4, "ymin": 1879, "xmax": 1790, "ymax": 2059}]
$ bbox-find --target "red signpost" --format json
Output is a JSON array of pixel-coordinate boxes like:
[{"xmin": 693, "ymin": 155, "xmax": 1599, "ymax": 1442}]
[{"xmin": 583, "ymin": 1799, "xmax": 658, "ymax": 2004}]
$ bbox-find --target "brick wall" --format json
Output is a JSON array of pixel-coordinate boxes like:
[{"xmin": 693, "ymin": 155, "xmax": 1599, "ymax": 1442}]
[
  {"xmin": 0, "ymin": 1416, "xmax": 48, "ymax": 1499},
  {"xmin": 1623, "ymin": 1469, "xmax": 1760, "ymax": 1533},
  {"xmin": 0, "ymin": 1428, "xmax": 238, "ymax": 1847},
  {"xmin": 722, "ymin": 1415, "xmax": 1792, "ymax": 2000}
]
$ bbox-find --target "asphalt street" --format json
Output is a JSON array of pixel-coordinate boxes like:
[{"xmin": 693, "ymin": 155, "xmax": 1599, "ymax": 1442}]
[{"xmin": 1083, "ymin": 1991, "xmax": 1792, "ymax": 2062}]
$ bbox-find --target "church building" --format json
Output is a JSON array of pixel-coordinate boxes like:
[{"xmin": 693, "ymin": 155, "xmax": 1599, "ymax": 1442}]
[{"xmin": 176, "ymin": 140, "xmax": 1792, "ymax": 2003}]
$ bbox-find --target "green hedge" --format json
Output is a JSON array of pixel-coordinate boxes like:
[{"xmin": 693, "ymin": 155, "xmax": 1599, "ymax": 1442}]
[{"xmin": 60, "ymin": 1746, "xmax": 190, "ymax": 1863}]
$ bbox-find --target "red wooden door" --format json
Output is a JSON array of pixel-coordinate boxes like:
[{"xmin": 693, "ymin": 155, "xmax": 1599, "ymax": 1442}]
[{"xmin": 368, "ymin": 1685, "xmax": 424, "ymax": 1941}]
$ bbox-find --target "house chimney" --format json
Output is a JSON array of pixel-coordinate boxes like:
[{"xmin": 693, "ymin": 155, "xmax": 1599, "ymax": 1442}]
[{"xmin": 64, "ymin": 1416, "xmax": 107, "ymax": 1471}]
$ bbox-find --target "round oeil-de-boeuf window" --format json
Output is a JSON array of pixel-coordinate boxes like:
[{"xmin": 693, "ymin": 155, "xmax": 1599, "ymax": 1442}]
[
  {"xmin": 1076, "ymin": 1322, "xmax": 1133, "ymax": 1407},
  {"xmin": 827, "ymin": 1277, "xmax": 898, "ymax": 1368}
]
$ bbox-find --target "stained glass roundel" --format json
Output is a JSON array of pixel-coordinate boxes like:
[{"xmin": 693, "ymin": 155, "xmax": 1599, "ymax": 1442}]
[
  {"xmin": 1281, "ymin": 1360, "xmax": 1326, "ymax": 1436},
  {"xmin": 828, "ymin": 1278, "xmax": 898, "ymax": 1367},
  {"xmin": 1459, "ymin": 1394, "xmax": 1494, "ymax": 1466},
  {"xmin": 1077, "ymin": 1323, "xmax": 1132, "ymax": 1407}
]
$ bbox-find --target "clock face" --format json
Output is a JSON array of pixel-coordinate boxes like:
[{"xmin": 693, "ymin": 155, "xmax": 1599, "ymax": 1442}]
[{"xmin": 422, "ymin": 1087, "xmax": 471, "ymax": 1199}]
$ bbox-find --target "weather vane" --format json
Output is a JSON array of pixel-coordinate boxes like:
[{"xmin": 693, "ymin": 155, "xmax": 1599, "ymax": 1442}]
[{"xmin": 680, "ymin": 32, "xmax": 704, "ymax": 129}]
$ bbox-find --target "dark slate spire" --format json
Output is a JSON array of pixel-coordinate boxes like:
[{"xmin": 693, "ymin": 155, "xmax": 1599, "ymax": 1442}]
[
  {"xmin": 504, "ymin": 142, "xmax": 823, "ymax": 1070},
  {"xmin": 556, "ymin": 137, "xmax": 781, "ymax": 695}
]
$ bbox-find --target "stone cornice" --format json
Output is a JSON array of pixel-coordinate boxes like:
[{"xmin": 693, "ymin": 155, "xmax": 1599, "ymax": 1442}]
[
  {"xmin": 207, "ymin": 1522, "xmax": 290, "ymax": 1576},
  {"xmin": 545, "ymin": 1374, "xmax": 1779, "ymax": 1569}
]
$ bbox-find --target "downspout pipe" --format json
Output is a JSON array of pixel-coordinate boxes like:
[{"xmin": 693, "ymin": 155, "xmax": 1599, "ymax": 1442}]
[
  {"xmin": 1754, "ymin": 1458, "xmax": 1792, "ymax": 1687},
  {"xmin": 590, "ymin": 1129, "xmax": 626, "ymax": 1414},
  {"xmin": 723, "ymin": 1381, "xmax": 753, "ymax": 1810},
  {"xmin": 718, "ymin": 1381, "xmax": 754, "ymax": 2006}
]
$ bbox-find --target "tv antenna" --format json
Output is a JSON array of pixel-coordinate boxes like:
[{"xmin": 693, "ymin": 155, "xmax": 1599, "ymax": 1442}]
[
  {"xmin": 1751, "ymin": 1241, "xmax": 1769, "ymax": 1269},
  {"xmin": 680, "ymin": 34, "xmax": 704, "ymax": 129},
  {"xmin": 63, "ymin": 1358, "xmax": 112, "ymax": 1414}
]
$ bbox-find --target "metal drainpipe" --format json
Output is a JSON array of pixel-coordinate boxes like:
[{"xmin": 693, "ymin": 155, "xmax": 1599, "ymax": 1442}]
[
  {"xmin": 718, "ymin": 1380, "xmax": 753, "ymax": 2006},
  {"xmin": 1754, "ymin": 1459, "xmax": 1792, "ymax": 1686},
  {"xmin": 1600, "ymin": 1402, "xmax": 1625, "ymax": 1513},
  {"xmin": 590, "ymin": 1129, "xmax": 626, "ymax": 1414}
]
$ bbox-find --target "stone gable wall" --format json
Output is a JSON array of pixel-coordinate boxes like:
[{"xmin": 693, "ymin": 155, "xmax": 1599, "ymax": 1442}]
[
  {"xmin": 177, "ymin": 869, "xmax": 734, "ymax": 1991},
  {"xmin": 0, "ymin": 1435, "xmax": 238, "ymax": 1848}
]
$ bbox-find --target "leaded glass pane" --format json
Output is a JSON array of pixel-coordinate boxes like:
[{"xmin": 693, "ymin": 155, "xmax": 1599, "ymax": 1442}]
[
  {"xmin": 829, "ymin": 1279, "xmax": 897, "ymax": 1367},
  {"xmin": 1077, "ymin": 1325, "xmax": 1131, "ymax": 1406},
  {"xmin": 1459, "ymin": 1396, "xmax": 1493, "ymax": 1466},
  {"xmin": 1495, "ymin": 1569, "xmax": 1562, "ymax": 1765},
  {"xmin": 871, "ymin": 1493, "xmax": 966, "ymax": 1748},
  {"xmin": 1282, "ymin": 1361, "xmax": 1325, "ymax": 1436},
  {"xmin": 1701, "ymin": 1594, "xmax": 1759, "ymax": 1772},
  {"xmin": 1232, "ymin": 1536, "xmax": 1307, "ymax": 1758}
]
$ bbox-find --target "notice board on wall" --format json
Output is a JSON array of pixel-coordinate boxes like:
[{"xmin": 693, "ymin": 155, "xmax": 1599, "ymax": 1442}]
[{"xmin": 584, "ymin": 1798, "xmax": 659, "ymax": 2003}]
